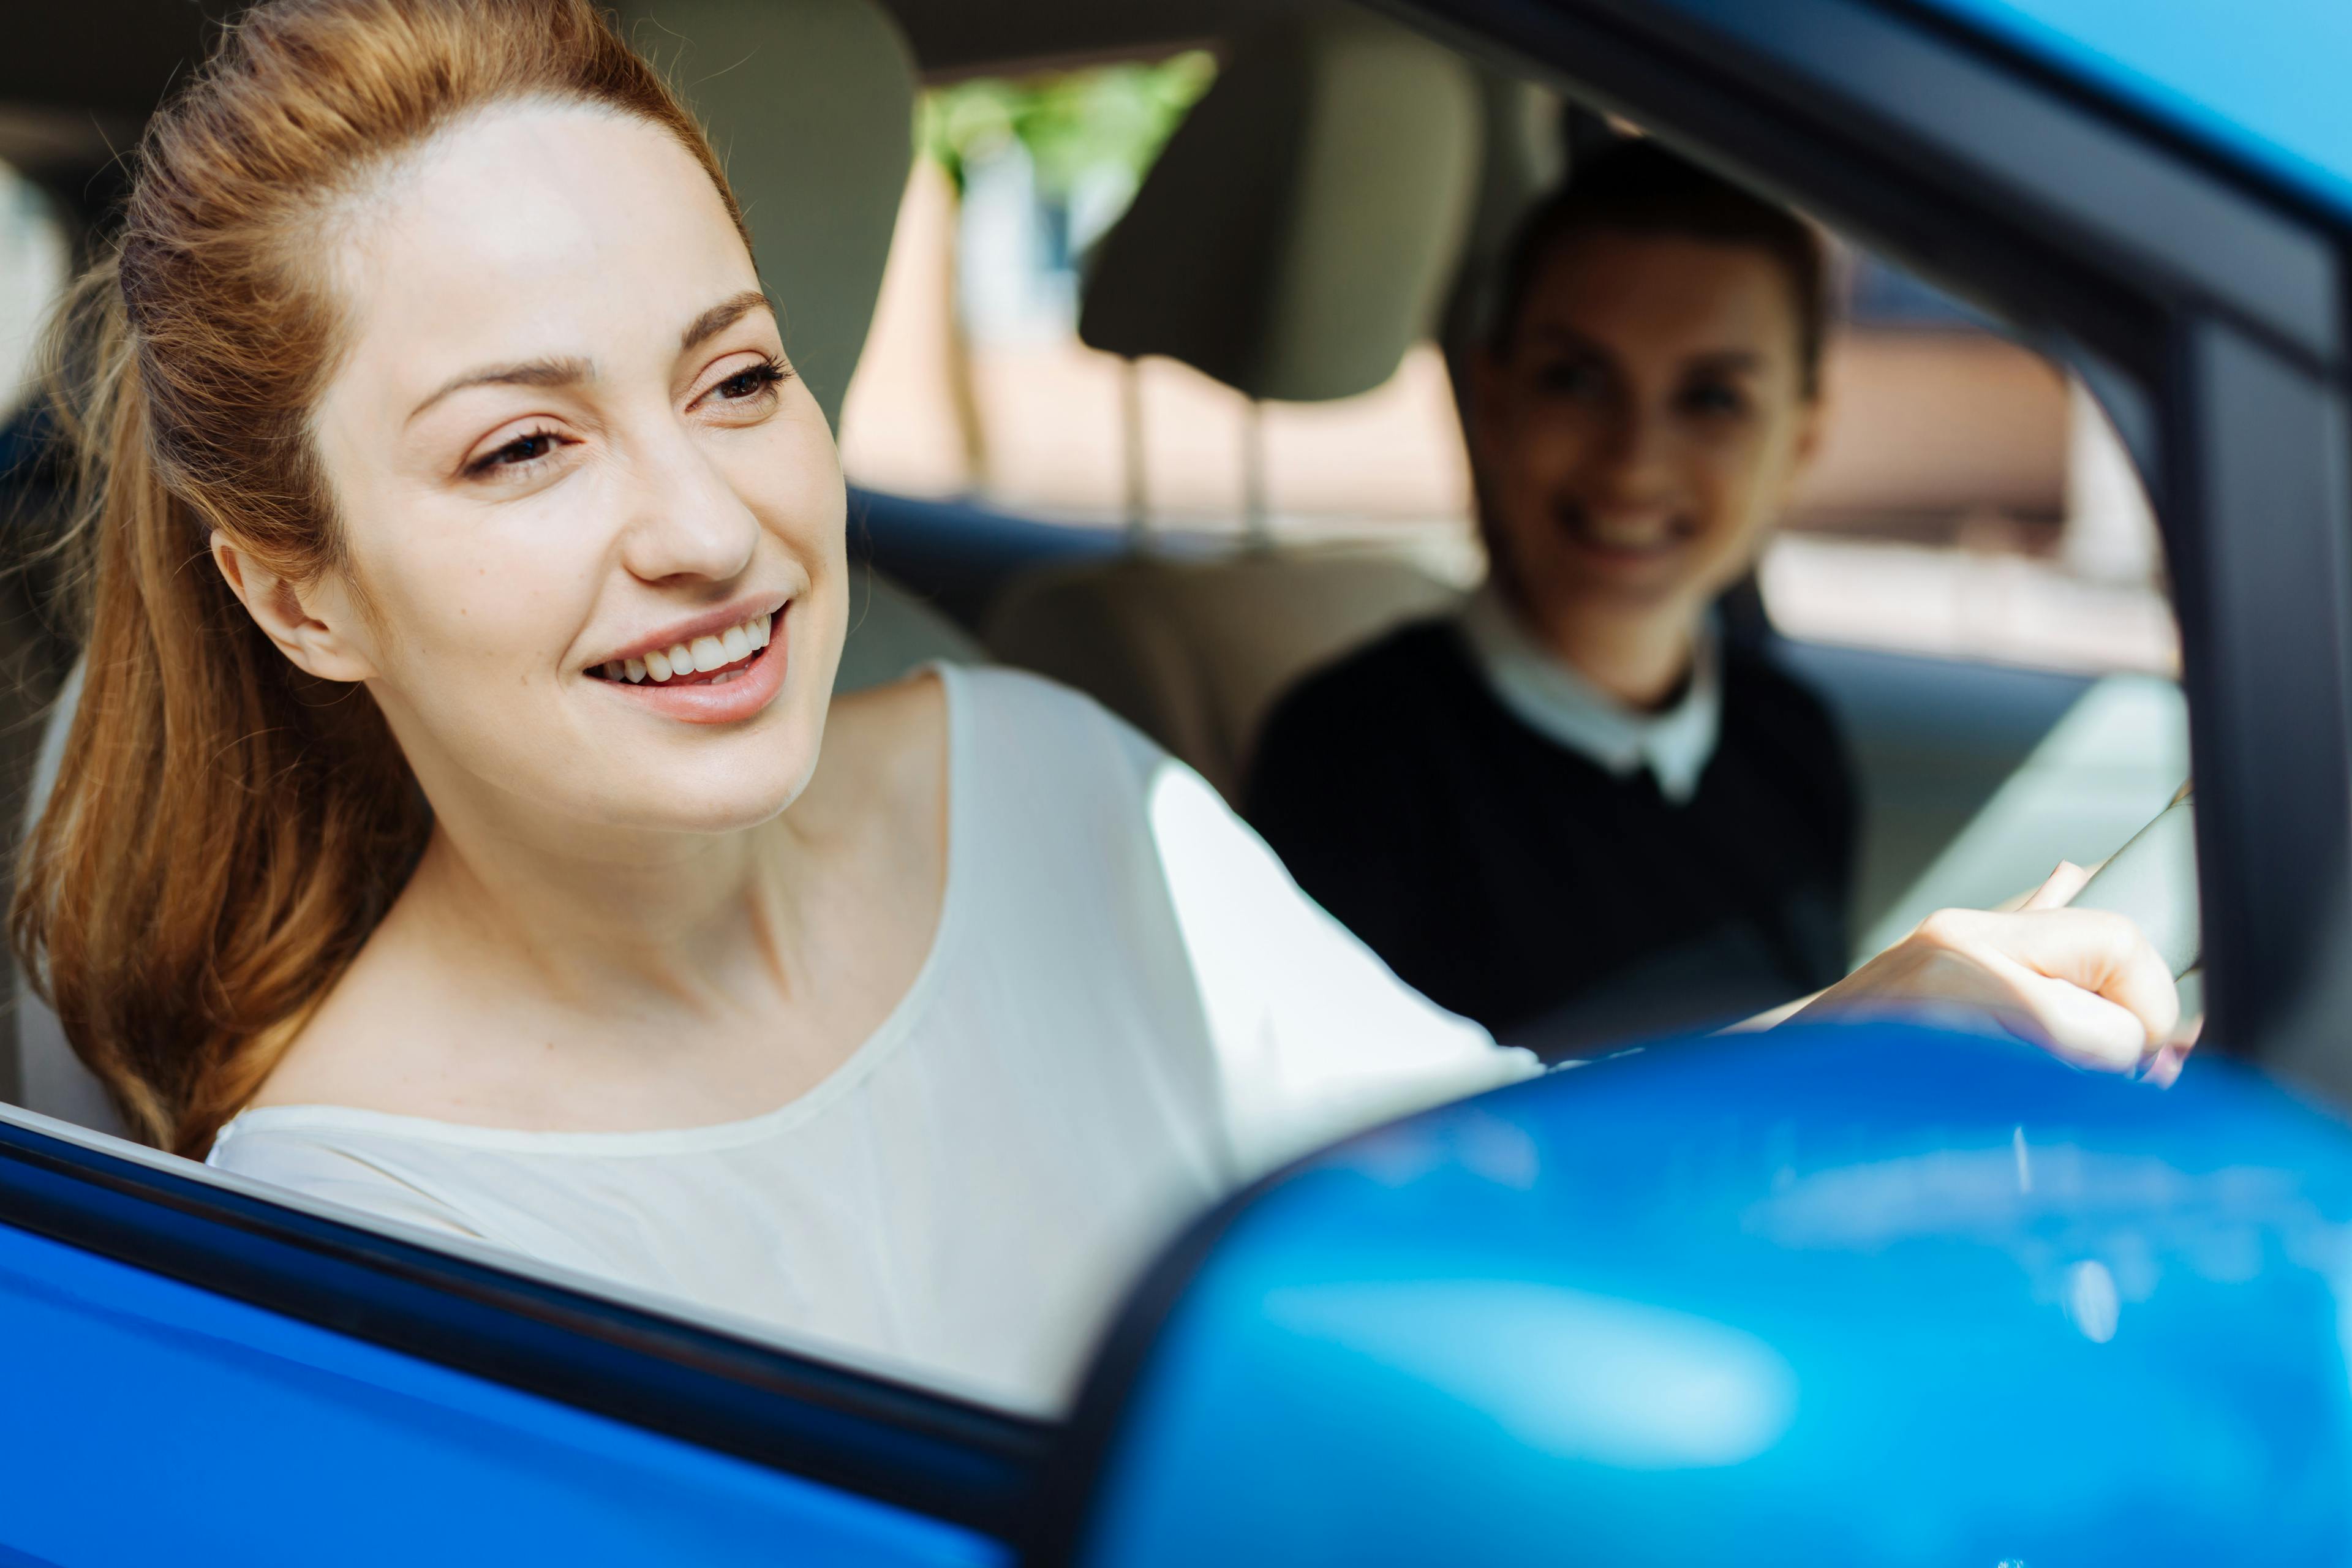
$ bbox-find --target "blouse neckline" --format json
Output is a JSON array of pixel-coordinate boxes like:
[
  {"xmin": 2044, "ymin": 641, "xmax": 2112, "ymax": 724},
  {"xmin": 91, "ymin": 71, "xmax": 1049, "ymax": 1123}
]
[{"xmin": 211, "ymin": 662, "xmax": 972, "ymax": 1160}]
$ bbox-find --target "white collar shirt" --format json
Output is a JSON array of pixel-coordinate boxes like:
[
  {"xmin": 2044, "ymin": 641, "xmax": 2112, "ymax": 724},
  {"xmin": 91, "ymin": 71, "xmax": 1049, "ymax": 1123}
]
[{"xmin": 1455, "ymin": 582, "xmax": 1722, "ymax": 805}]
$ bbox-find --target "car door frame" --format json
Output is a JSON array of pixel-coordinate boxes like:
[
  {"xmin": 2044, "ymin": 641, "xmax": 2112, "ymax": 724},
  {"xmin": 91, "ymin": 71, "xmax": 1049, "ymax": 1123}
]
[
  {"xmin": 0, "ymin": 1106, "xmax": 1047, "ymax": 1544},
  {"xmin": 3, "ymin": 0, "xmax": 2348, "ymax": 1559}
]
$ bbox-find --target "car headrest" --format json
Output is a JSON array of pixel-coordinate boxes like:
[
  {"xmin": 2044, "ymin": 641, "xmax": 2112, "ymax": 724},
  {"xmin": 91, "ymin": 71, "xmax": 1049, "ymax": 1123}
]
[
  {"xmin": 624, "ymin": 0, "xmax": 914, "ymax": 429},
  {"xmin": 1078, "ymin": 7, "xmax": 1483, "ymax": 404}
]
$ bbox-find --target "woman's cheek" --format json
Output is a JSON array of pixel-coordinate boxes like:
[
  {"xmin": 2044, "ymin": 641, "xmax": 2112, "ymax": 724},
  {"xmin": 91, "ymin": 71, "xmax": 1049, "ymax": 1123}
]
[{"xmin": 1503, "ymin": 417, "xmax": 1588, "ymax": 508}]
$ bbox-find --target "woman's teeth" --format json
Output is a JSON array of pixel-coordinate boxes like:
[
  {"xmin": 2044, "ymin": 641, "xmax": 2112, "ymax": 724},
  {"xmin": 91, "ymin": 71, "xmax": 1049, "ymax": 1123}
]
[{"xmin": 601, "ymin": 612, "xmax": 772, "ymax": 684}]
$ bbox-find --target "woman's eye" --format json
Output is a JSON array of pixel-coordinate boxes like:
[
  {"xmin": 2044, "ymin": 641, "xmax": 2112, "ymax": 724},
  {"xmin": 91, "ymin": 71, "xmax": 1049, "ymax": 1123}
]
[
  {"xmin": 467, "ymin": 429, "xmax": 564, "ymax": 477},
  {"xmin": 707, "ymin": 361, "xmax": 787, "ymax": 404},
  {"xmin": 1679, "ymin": 380, "xmax": 1749, "ymax": 417},
  {"xmin": 1534, "ymin": 358, "xmax": 1611, "ymax": 401}
]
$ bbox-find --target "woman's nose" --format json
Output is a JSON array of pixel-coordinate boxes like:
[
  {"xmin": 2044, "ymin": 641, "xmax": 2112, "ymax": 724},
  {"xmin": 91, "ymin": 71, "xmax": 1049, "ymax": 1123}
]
[
  {"xmin": 1590, "ymin": 407, "xmax": 1676, "ymax": 497},
  {"xmin": 615, "ymin": 428, "xmax": 760, "ymax": 585}
]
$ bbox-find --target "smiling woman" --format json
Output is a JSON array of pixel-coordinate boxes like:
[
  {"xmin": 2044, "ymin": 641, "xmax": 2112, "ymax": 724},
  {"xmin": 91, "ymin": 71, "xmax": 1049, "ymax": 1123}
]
[
  {"xmin": 1246, "ymin": 142, "xmax": 1855, "ymax": 1054},
  {"xmin": 9, "ymin": 0, "xmax": 2188, "ymax": 1411}
]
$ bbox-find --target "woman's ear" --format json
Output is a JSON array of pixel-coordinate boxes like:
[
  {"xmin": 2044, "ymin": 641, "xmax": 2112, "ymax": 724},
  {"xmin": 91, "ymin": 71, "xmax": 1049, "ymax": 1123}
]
[
  {"xmin": 1791, "ymin": 371, "xmax": 1831, "ymax": 473},
  {"xmin": 210, "ymin": 532, "xmax": 379, "ymax": 682}
]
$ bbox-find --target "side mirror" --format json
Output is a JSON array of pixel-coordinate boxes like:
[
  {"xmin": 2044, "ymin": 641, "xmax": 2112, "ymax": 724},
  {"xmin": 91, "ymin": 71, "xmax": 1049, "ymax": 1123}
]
[{"xmin": 1039, "ymin": 1022, "xmax": 2352, "ymax": 1564}]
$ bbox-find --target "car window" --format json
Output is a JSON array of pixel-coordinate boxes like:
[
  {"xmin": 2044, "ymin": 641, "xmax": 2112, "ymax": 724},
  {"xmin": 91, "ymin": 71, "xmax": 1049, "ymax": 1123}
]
[
  {"xmin": 1759, "ymin": 252, "xmax": 2185, "ymax": 949},
  {"xmin": 1768, "ymin": 255, "xmax": 2174, "ymax": 680},
  {"xmin": 0, "ymin": 161, "xmax": 67, "ymax": 424},
  {"xmin": 837, "ymin": 52, "xmax": 1483, "ymax": 588},
  {"xmin": 844, "ymin": 61, "xmax": 2184, "ymax": 965},
  {"xmin": 0, "ymin": 0, "xmax": 2193, "ymax": 1459}
]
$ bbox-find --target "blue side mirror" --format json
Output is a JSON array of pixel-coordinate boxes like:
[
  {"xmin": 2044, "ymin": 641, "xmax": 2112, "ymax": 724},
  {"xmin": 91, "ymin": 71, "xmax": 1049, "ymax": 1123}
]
[{"xmin": 1044, "ymin": 1023, "xmax": 2352, "ymax": 1565}]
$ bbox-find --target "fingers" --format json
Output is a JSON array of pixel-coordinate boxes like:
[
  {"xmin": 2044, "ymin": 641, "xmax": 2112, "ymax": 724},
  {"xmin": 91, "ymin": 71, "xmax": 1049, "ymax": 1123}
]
[
  {"xmin": 1810, "ymin": 905, "xmax": 2180, "ymax": 1075},
  {"xmin": 2021, "ymin": 860, "xmax": 2093, "ymax": 911},
  {"xmin": 1983, "ymin": 907, "xmax": 2180, "ymax": 1050},
  {"xmin": 2141, "ymin": 1042, "xmax": 2190, "ymax": 1088},
  {"xmin": 2139, "ymin": 1009, "xmax": 2204, "ymax": 1089},
  {"xmin": 1993, "ymin": 861, "xmax": 2091, "ymax": 913},
  {"xmin": 1989, "ymin": 956, "xmax": 2158, "ymax": 1069}
]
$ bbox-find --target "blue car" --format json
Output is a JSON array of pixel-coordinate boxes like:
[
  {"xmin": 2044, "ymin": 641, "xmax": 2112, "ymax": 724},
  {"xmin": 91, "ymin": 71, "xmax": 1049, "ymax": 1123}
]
[{"xmin": 1, "ymin": 0, "xmax": 2350, "ymax": 1562}]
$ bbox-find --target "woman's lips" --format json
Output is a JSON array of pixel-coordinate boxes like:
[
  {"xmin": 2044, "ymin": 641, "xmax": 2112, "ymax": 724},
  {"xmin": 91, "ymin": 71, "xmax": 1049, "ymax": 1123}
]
[
  {"xmin": 1555, "ymin": 502, "xmax": 1691, "ymax": 564},
  {"xmin": 594, "ymin": 608, "xmax": 790, "ymax": 725}
]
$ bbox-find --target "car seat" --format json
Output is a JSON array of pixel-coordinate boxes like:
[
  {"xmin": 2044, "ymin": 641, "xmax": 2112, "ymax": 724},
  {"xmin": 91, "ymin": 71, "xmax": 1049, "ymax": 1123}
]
[
  {"xmin": 982, "ymin": 7, "xmax": 1520, "ymax": 800},
  {"xmin": 9, "ymin": 0, "xmax": 976, "ymax": 1136},
  {"xmin": 983, "ymin": 6, "xmax": 1571, "ymax": 804}
]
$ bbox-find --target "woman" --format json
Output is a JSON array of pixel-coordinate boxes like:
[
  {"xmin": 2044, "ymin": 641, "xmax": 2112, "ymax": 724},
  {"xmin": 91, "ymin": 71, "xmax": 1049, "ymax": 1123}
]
[
  {"xmin": 1250, "ymin": 143, "xmax": 1854, "ymax": 1054},
  {"xmin": 15, "ymin": 0, "xmax": 2176, "ymax": 1411}
]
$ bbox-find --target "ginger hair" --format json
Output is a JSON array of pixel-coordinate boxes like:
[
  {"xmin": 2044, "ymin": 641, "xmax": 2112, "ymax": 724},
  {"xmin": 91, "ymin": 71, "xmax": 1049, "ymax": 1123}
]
[{"xmin": 12, "ymin": 0, "xmax": 747, "ymax": 1153}]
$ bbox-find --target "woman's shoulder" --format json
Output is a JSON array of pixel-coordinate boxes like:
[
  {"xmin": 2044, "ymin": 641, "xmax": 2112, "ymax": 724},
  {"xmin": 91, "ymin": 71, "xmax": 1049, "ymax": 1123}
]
[
  {"xmin": 208, "ymin": 1110, "xmax": 494, "ymax": 1239},
  {"xmin": 1270, "ymin": 616, "xmax": 1472, "ymax": 725},
  {"xmin": 825, "ymin": 662, "xmax": 1176, "ymax": 869},
  {"xmin": 1721, "ymin": 641, "xmax": 1853, "ymax": 756},
  {"xmin": 940, "ymin": 660, "xmax": 1175, "ymax": 785},
  {"xmin": 1717, "ymin": 641, "xmax": 1860, "ymax": 829},
  {"xmin": 834, "ymin": 660, "xmax": 1118, "ymax": 741},
  {"xmin": 1261, "ymin": 616, "xmax": 1458, "ymax": 747},
  {"xmin": 954, "ymin": 659, "xmax": 1135, "ymax": 731}
]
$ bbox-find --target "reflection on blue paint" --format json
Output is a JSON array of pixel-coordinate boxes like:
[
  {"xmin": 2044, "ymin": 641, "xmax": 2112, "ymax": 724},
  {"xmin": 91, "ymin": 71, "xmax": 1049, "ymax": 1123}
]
[
  {"xmin": 1262, "ymin": 1279, "xmax": 1798, "ymax": 1468},
  {"xmin": 1084, "ymin": 1022, "xmax": 2352, "ymax": 1565}
]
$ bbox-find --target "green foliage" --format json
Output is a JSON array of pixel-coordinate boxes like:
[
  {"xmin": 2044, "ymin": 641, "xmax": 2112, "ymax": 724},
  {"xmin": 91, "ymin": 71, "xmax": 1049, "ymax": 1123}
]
[{"xmin": 920, "ymin": 51, "xmax": 1217, "ymax": 198}]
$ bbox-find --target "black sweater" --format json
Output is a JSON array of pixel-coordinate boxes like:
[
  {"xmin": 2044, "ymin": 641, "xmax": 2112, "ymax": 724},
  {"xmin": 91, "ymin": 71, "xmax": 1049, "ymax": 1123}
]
[{"xmin": 1245, "ymin": 621, "xmax": 1856, "ymax": 1057}]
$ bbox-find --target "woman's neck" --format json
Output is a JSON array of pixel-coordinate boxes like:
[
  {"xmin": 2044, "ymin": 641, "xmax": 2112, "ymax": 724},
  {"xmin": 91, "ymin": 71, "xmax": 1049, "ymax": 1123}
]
[
  {"xmin": 1512, "ymin": 589, "xmax": 1703, "ymax": 712},
  {"xmin": 398, "ymin": 806, "xmax": 807, "ymax": 1015},
  {"xmin": 255, "ymin": 678, "xmax": 950, "ymax": 1129}
]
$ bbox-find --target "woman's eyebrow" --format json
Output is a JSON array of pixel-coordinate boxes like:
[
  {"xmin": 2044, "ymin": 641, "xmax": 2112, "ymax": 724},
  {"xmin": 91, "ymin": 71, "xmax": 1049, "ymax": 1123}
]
[
  {"xmin": 404, "ymin": 294, "xmax": 774, "ymax": 424},
  {"xmin": 680, "ymin": 289, "xmax": 776, "ymax": 353},
  {"xmin": 1523, "ymin": 322, "xmax": 1599, "ymax": 352},
  {"xmin": 408, "ymin": 356, "xmax": 594, "ymax": 424},
  {"xmin": 1684, "ymin": 350, "xmax": 1765, "ymax": 374}
]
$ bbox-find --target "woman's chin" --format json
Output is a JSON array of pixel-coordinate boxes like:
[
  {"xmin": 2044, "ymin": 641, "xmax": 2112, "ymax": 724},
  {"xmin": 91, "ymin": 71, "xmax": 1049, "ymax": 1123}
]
[
  {"xmin": 541, "ymin": 715, "xmax": 823, "ymax": 839},
  {"xmin": 1538, "ymin": 568, "xmax": 1702, "ymax": 622},
  {"xmin": 587, "ymin": 776, "xmax": 807, "ymax": 838}
]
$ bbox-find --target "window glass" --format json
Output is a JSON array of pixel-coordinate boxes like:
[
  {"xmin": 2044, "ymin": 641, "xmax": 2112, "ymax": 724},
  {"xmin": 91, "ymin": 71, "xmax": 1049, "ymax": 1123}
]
[
  {"xmin": 0, "ymin": 161, "xmax": 67, "ymax": 420},
  {"xmin": 1765, "ymin": 253, "xmax": 2175, "ymax": 677},
  {"xmin": 838, "ymin": 56, "xmax": 1483, "ymax": 582}
]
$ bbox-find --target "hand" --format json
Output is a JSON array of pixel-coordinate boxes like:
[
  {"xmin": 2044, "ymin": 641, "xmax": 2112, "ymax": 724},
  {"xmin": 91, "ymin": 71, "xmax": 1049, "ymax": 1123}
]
[{"xmin": 1792, "ymin": 862, "xmax": 2180, "ymax": 1074}]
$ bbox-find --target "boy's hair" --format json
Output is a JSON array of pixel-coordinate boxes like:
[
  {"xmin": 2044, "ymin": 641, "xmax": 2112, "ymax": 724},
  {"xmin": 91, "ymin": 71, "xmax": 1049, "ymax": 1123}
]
[{"xmin": 1489, "ymin": 138, "xmax": 1830, "ymax": 396}]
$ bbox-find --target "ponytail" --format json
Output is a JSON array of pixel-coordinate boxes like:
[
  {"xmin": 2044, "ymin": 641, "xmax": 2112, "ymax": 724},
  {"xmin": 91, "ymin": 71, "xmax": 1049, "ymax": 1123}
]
[
  {"xmin": 9, "ymin": 0, "xmax": 739, "ymax": 1154},
  {"xmin": 13, "ymin": 262, "xmax": 428, "ymax": 1153}
]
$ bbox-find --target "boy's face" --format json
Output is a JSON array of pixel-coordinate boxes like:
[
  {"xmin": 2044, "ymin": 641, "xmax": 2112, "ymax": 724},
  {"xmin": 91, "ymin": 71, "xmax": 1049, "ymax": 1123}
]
[{"xmin": 1472, "ymin": 228, "xmax": 1823, "ymax": 641}]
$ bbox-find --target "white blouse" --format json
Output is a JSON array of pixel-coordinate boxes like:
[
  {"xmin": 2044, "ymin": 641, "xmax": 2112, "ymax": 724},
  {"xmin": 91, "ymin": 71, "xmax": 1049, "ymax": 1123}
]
[{"xmin": 207, "ymin": 665, "xmax": 1537, "ymax": 1411}]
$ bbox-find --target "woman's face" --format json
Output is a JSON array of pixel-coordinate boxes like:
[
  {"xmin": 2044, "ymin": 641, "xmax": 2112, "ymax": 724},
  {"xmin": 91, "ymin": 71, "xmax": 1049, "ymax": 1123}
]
[
  {"xmin": 276, "ymin": 102, "xmax": 846, "ymax": 840},
  {"xmin": 1472, "ymin": 228, "xmax": 1822, "ymax": 637}
]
